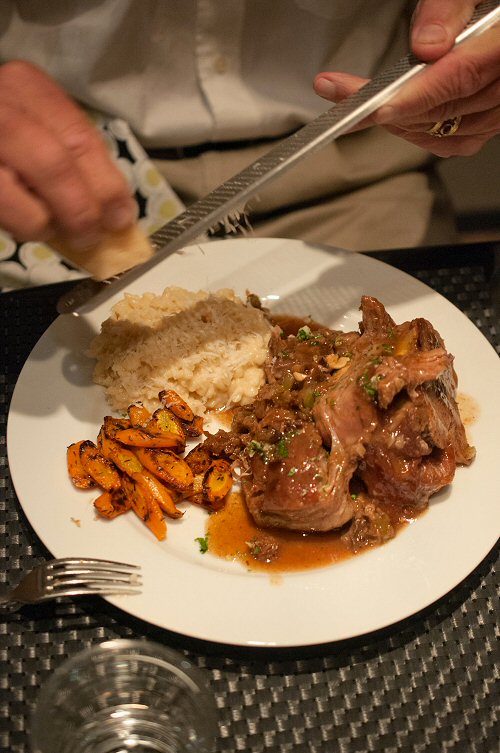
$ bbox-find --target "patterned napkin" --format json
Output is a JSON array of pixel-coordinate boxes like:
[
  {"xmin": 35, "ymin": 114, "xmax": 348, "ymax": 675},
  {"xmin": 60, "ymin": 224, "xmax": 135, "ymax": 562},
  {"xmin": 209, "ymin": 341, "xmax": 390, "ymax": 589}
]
[{"xmin": 0, "ymin": 114, "xmax": 185, "ymax": 292}]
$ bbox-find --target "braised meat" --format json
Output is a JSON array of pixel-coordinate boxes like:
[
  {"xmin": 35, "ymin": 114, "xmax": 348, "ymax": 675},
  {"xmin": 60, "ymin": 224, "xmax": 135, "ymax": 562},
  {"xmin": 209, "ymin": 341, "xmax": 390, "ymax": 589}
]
[{"xmin": 205, "ymin": 297, "xmax": 475, "ymax": 549}]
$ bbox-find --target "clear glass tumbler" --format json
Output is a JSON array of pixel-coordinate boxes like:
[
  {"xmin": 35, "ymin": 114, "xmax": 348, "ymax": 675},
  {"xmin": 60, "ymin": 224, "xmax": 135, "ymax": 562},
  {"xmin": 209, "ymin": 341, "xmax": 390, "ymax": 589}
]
[{"xmin": 30, "ymin": 639, "xmax": 217, "ymax": 753}]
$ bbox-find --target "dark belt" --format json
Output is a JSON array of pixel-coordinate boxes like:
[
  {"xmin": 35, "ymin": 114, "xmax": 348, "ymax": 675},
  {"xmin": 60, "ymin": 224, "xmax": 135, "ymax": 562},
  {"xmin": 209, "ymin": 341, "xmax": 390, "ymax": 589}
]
[{"xmin": 146, "ymin": 133, "xmax": 293, "ymax": 160}]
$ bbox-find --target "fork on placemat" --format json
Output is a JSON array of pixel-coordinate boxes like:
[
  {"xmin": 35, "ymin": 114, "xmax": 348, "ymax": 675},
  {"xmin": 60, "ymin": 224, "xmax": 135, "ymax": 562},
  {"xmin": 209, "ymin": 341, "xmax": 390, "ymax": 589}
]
[{"xmin": 0, "ymin": 558, "xmax": 142, "ymax": 609}]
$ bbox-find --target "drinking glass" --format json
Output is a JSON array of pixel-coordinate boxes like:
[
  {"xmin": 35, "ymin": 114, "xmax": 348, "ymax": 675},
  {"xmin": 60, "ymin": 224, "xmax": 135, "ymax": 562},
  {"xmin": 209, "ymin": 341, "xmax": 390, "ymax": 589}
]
[{"xmin": 30, "ymin": 639, "xmax": 217, "ymax": 753}]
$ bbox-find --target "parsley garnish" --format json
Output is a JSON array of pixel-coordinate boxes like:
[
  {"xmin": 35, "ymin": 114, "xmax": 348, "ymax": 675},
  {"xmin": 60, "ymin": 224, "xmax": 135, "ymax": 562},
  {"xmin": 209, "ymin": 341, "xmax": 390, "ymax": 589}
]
[
  {"xmin": 248, "ymin": 440, "xmax": 266, "ymax": 458},
  {"xmin": 195, "ymin": 536, "xmax": 209, "ymax": 554},
  {"xmin": 359, "ymin": 372, "xmax": 378, "ymax": 402},
  {"xmin": 277, "ymin": 437, "xmax": 289, "ymax": 459},
  {"xmin": 297, "ymin": 325, "xmax": 313, "ymax": 341}
]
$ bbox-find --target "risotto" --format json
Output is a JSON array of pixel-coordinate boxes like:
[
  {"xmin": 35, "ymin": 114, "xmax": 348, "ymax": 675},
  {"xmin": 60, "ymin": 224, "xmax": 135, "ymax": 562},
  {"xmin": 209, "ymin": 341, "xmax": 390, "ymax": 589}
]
[{"xmin": 88, "ymin": 287, "xmax": 273, "ymax": 414}]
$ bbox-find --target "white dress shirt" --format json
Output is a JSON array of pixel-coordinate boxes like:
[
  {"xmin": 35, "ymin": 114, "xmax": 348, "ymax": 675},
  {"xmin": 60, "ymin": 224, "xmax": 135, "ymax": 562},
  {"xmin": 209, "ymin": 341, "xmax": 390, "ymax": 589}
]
[{"xmin": 0, "ymin": 0, "xmax": 413, "ymax": 147}]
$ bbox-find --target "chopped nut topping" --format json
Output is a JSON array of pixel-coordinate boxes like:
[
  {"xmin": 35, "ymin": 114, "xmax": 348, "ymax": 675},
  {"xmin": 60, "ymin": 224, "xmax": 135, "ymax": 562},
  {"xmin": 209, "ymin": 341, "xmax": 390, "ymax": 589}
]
[{"xmin": 325, "ymin": 354, "xmax": 350, "ymax": 370}]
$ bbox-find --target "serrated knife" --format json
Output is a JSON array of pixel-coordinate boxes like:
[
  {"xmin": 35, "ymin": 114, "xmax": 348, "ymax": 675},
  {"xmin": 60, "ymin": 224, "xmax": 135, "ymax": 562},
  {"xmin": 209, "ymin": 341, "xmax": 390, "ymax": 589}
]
[{"xmin": 57, "ymin": 0, "xmax": 500, "ymax": 314}]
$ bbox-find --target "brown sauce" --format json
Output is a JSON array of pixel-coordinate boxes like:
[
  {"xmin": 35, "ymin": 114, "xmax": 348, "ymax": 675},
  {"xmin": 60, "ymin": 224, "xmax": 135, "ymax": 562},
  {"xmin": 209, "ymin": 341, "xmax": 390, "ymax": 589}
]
[
  {"xmin": 457, "ymin": 392, "xmax": 479, "ymax": 427},
  {"xmin": 270, "ymin": 313, "xmax": 327, "ymax": 337},
  {"xmin": 204, "ymin": 335, "xmax": 474, "ymax": 576},
  {"xmin": 206, "ymin": 491, "xmax": 409, "ymax": 573}
]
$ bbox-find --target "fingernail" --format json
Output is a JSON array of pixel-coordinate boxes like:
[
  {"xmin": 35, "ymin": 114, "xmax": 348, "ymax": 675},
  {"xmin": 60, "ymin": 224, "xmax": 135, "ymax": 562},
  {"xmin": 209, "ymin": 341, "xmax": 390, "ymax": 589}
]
[
  {"xmin": 315, "ymin": 77, "xmax": 337, "ymax": 99},
  {"xmin": 103, "ymin": 198, "xmax": 138, "ymax": 231},
  {"xmin": 414, "ymin": 23, "xmax": 447, "ymax": 45}
]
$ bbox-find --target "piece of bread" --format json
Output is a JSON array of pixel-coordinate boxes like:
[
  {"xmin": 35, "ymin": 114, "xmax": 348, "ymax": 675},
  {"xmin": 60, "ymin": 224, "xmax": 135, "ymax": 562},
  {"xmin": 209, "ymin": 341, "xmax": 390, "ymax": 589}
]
[{"xmin": 50, "ymin": 223, "xmax": 154, "ymax": 280}]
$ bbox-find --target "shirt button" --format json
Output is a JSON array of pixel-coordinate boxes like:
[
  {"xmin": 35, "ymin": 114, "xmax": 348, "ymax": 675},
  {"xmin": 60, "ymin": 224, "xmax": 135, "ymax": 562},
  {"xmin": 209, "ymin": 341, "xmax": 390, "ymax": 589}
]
[{"xmin": 213, "ymin": 55, "xmax": 228, "ymax": 74}]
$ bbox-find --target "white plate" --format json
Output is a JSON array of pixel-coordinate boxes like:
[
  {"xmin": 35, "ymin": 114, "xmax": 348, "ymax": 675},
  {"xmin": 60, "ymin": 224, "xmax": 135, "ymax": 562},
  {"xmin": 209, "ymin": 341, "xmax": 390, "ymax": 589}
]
[{"xmin": 7, "ymin": 238, "xmax": 500, "ymax": 647}]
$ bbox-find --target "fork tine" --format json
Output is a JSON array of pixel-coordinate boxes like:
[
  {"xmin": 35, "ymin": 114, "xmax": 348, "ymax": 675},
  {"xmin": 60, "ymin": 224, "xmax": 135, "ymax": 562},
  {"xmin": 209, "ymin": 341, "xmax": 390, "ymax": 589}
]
[
  {"xmin": 51, "ymin": 573, "xmax": 142, "ymax": 589},
  {"xmin": 1, "ymin": 558, "xmax": 143, "ymax": 609},
  {"xmin": 44, "ymin": 585, "xmax": 142, "ymax": 599},
  {"xmin": 44, "ymin": 558, "xmax": 142, "ymax": 600},
  {"xmin": 46, "ymin": 558, "xmax": 140, "ymax": 572}
]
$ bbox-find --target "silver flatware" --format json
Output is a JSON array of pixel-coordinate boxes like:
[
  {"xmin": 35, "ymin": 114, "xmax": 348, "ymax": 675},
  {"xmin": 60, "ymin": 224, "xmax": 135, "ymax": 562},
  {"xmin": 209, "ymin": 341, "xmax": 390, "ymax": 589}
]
[
  {"xmin": 57, "ymin": 0, "xmax": 500, "ymax": 314},
  {"xmin": 0, "ymin": 557, "xmax": 142, "ymax": 609}
]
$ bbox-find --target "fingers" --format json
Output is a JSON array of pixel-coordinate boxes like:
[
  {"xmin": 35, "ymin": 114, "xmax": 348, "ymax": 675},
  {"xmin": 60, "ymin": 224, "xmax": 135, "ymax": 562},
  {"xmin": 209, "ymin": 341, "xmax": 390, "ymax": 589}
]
[
  {"xmin": 314, "ymin": 72, "xmax": 369, "ymax": 103},
  {"xmin": 0, "ymin": 61, "xmax": 137, "ymax": 246},
  {"xmin": 313, "ymin": 4, "xmax": 500, "ymax": 158},
  {"xmin": 375, "ymin": 22, "xmax": 500, "ymax": 125},
  {"xmin": 0, "ymin": 165, "xmax": 53, "ymax": 241},
  {"xmin": 0, "ymin": 62, "xmax": 137, "ymax": 230},
  {"xmin": 384, "ymin": 123, "xmax": 489, "ymax": 157},
  {"xmin": 410, "ymin": 0, "xmax": 478, "ymax": 61},
  {"xmin": 313, "ymin": 72, "xmax": 384, "ymax": 133},
  {"xmin": 0, "ymin": 102, "xmax": 102, "ymax": 245}
]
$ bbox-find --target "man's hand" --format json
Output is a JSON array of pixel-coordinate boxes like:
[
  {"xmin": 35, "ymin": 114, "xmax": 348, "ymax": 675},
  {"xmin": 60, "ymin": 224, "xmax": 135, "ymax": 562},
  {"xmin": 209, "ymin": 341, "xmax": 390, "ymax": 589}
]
[
  {"xmin": 0, "ymin": 60, "xmax": 137, "ymax": 248},
  {"xmin": 313, "ymin": 0, "xmax": 500, "ymax": 157}
]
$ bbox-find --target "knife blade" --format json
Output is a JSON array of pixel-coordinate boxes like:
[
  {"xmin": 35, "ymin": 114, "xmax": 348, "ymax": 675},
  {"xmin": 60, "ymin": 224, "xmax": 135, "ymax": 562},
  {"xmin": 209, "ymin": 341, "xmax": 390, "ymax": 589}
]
[{"xmin": 57, "ymin": 0, "xmax": 500, "ymax": 314}]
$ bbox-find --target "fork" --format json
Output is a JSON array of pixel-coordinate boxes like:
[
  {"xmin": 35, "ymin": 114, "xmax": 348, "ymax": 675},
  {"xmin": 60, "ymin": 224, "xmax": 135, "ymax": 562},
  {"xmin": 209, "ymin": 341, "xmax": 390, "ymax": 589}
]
[{"xmin": 0, "ymin": 558, "xmax": 142, "ymax": 610}]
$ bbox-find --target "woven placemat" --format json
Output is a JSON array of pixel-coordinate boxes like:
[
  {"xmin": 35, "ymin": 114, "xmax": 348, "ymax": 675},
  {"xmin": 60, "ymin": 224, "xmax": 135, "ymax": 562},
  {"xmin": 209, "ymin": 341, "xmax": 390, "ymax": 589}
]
[{"xmin": 1, "ymin": 249, "xmax": 498, "ymax": 753}]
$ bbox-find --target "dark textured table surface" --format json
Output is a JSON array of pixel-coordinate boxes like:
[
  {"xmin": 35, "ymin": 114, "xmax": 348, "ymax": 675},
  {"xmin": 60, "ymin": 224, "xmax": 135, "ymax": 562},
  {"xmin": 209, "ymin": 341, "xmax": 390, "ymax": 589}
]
[{"xmin": 1, "ymin": 241, "xmax": 498, "ymax": 753}]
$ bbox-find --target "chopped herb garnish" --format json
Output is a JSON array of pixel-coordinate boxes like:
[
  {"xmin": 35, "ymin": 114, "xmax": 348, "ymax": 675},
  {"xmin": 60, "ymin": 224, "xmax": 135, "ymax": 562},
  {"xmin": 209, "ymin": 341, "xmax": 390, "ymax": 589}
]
[
  {"xmin": 359, "ymin": 372, "xmax": 378, "ymax": 402},
  {"xmin": 248, "ymin": 440, "xmax": 266, "ymax": 458},
  {"xmin": 195, "ymin": 536, "xmax": 209, "ymax": 554},
  {"xmin": 297, "ymin": 325, "xmax": 313, "ymax": 341},
  {"xmin": 288, "ymin": 467, "xmax": 298, "ymax": 476},
  {"xmin": 277, "ymin": 437, "xmax": 289, "ymax": 458},
  {"xmin": 297, "ymin": 325, "xmax": 323, "ymax": 343},
  {"xmin": 246, "ymin": 538, "xmax": 262, "ymax": 557}
]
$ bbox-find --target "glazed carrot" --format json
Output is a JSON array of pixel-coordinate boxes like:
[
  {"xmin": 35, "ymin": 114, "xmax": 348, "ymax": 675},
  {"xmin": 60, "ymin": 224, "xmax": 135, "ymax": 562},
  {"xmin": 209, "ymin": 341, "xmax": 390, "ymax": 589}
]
[
  {"xmin": 181, "ymin": 414, "xmax": 204, "ymax": 437},
  {"xmin": 136, "ymin": 471, "xmax": 183, "ymax": 519},
  {"xmin": 79, "ymin": 440, "xmax": 121, "ymax": 491},
  {"xmin": 94, "ymin": 488, "xmax": 131, "ymax": 519},
  {"xmin": 159, "ymin": 389, "xmax": 194, "ymax": 423},
  {"xmin": 103, "ymin": 415, "xmax": 131, "ymax": 438},
  {"xmin": 127, "ymin": 403, "xmax": 152, "ymax": 427},
  {"xmin": 121, "ymin": 474, "xmax": 167, "ymax": 540},
  {"xmin": 109, "ymin": 446, "xmax": 144, "ymax": 477},
  {"xmin": 96, "ymin": 426, "xmax": 123, "ymax": 460},
  {"xmin": 134, "ymin": 447, "xmax": 194, "ymax": 491},
  {"xmin": 182, "ymin": 472, "xmax": 205, "ymax": 507},
  {"xmin": 121, "ymin": 475, "xmax": 149, "ymax": 521},
  {"xmin": 143, "ymin": 496, "xmax": 167, "ymax": 541},
  {"xmin": 203, "ymin": 459, "xmax": 232, "ymax": 509},
  {"xmin": 115, "ymin": 427, "xmax": 184, "ymax": 451},
  {"xmin": 67, "ymin": 440, "xmax": 96, "ymax": 489},
  {"xmin": 184, "ymin": 444, "xmax": 213, "ymax": 474},
  {"xmin": 146, "ymin": 408, "xmax": 186, "ymax": 445}
]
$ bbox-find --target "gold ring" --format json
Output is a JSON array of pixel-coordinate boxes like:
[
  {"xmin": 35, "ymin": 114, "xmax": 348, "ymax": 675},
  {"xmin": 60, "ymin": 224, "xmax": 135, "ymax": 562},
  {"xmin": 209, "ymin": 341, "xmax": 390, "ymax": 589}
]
[{"xmin": 427, "ymin": 116, "xmax": 462, "ymax": 138}]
